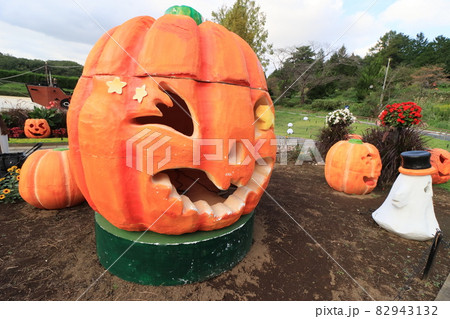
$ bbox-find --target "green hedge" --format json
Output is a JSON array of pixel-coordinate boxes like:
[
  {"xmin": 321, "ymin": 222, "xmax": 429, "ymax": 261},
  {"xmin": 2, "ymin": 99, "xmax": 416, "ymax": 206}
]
[
  {"xmin": 310, "ymin": 99, "xmax": 351, "ymax": 111},
  {"xmin": 0, "ymin": 69, "xmax": 79, "ymax": 89}
]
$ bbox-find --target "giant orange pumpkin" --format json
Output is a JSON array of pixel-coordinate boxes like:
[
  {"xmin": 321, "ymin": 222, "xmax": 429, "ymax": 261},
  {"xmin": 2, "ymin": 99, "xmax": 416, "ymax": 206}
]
[
  {"xmin": 429, "ymin": 148, "xmax": 450, "ymax": 184},
  {"xmin": 67, "ymin": 7, "xmax": 276, "ymax": 235},
  {"xmin": 24, "ymin": 119, "xmax": 51, "ymax": 138},
  {"xmin": 325, "ymin": 139, "xmax": 382, "ymax": 195},
  {"xmin": 19, "ymin": 148, "xmax": 84, "ymax": 209}
]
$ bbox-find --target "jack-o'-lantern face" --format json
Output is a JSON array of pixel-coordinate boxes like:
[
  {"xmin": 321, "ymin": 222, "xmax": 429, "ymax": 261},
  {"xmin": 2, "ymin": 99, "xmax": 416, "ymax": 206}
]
[
  {"xmin": 24, "ymin": 119, "xmax": 51, "ymax": 138},
  {"xmin": 68, "ymin": 8, "xmax": 276, "ymax": 234},
  {"xmin": 325, "ymin": 139, "xmax": 382, "ymax": 195}
]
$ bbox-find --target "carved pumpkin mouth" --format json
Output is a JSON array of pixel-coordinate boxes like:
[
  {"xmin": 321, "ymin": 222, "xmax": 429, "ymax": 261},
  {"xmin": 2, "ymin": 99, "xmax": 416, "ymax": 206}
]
[
  {"xmin": 363, "ymin": 176, "xmax": 376, "ymax": 187},
  {"xmin": 28, "ymin": 129, "xmax": 47, "ymax": 136},
  {"xmin": 151, "ymin": 158, "xmax": 273, "ymax": 218}
]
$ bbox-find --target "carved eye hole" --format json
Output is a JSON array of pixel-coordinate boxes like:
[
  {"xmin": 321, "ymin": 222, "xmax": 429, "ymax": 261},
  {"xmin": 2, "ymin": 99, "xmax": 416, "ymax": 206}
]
[
  {"xmin": 132, "ymin": 91, "xmax": 194, "ymax": 136},
  {"xmin": 29, "ymin": 124, "xmax": 34, "ymax": 128},
  {"xmin": 38, "ymin": 123, "xmax": 45, "ymax": 129}
]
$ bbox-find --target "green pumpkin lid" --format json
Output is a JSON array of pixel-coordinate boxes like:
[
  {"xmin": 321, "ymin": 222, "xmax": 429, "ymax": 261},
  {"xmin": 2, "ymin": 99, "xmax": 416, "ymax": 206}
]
[
  {"xmin": 348, "ymin": 139, "xmax": 363, "ymax": 144},
  {"xmin": 165, "ymin": 5, "xmax": 203, "ymax": 25}
]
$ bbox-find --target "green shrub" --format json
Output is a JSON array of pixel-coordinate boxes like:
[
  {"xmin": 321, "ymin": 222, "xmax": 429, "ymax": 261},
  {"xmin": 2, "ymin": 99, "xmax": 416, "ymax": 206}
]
[
  {"xmin": 27, "ymin": 106, "xmax": 67, "ymax": 129},
  {"xmin": 310, "ymin": 99, "xmax": 349, "ymax": 111}
]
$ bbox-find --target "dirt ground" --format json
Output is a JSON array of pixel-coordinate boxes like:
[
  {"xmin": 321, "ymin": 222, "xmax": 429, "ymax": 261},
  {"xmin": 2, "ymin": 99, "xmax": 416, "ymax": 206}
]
[{"xmin": 0, "ymin": 163, "xmax": 449, "ymax": 301}]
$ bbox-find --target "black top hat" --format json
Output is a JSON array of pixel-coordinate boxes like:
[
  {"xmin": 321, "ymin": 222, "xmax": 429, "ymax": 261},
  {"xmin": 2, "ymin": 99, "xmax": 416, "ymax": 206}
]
[{"xmin": 400, "ymin": 151, "xmax": 432, "ymax": 170}]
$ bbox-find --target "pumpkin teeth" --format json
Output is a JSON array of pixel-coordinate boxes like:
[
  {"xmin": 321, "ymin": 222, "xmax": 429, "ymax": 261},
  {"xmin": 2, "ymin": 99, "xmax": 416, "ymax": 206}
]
[
  {"xmin": 169, "ymin": 186, "xmax": 181, "ymax": 200},
  {"xmin": 180, "ymin": 195, "xmax": 197, "ymax": 214},
  {"xmin": 193, "ymin": 200, "xmax": 214, "ymax": 215},
  {"xmin": 154, "ymin": 161, "xmax": 272, "ymax": 219},
  {"xmin": 223, "ymin": 194, "xmax": 245, "ymax": 213},
  {"xmin": 211, "ymin": 203, "xmax": 233, "ymax": 218},
  {"xmin": 233, "ymin": 185, "xmax": 253, "ymax": 202}
]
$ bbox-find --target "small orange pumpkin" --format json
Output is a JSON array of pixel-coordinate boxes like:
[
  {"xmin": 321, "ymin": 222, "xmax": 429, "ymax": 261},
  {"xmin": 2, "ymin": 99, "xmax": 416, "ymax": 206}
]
[
  {"xmin": 325, "ymin": 139, "xmax": 382, "ymax": 195},
  {"xmin": 19, "ymin": 148, "xmax": 84, "ymax": 209},
  {"xmin": 24, "ymin": 119, "xmax": 51, "ymax": 138},
  {"xmin": 429, "ymin": 148, "xmax": 450, "ymax": 184}
]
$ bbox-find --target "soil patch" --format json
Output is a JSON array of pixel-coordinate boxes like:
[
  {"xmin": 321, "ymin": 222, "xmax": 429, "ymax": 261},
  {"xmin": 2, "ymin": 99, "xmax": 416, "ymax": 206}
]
[{"xmin": 0, "ymin": 164, "xmax": 449, "ymax": 300}]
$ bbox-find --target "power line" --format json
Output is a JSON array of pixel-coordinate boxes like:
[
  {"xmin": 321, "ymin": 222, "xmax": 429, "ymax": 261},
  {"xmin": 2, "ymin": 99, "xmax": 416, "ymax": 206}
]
[{"xmin": 0, "ymin": 66, "xmax": 45, "ymax": 81}]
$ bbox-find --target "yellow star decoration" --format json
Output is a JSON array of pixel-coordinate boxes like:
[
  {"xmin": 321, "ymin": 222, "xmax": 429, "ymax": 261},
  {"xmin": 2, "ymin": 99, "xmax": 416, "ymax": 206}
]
[
  {"xmin": 133, "ymin": 85, "xmax": 148, "ymax": 103},
  {"xmin": 255, "ymin": 105, "xmax": 274, "ymax": 130},
  {"xmin": 106, "ymin": 77, "xmax": 127, "ymax": 94}
]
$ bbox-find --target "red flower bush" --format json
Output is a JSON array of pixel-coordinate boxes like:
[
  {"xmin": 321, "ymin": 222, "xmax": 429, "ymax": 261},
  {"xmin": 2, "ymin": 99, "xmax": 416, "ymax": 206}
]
[
  {"xmin": 8, "ymin": 127, "xmax": 24, "ymax": 138},
  {"xmin": 52, "ymin": 128, "xmax": 67, "ymax": 138},
  {"xmin": 378, "ymin": 102, "xmax": 422, "ymax": 128}
]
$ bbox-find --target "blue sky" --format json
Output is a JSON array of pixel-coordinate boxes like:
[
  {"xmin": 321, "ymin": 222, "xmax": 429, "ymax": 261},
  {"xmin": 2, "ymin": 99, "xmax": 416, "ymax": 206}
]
[{"xmin": 0, "ymin": 0, "xmax": 449, "ymax": 73}]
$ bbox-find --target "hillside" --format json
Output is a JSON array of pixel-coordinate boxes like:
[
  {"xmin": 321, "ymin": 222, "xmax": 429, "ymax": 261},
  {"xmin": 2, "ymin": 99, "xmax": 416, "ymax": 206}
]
[{"xmin": 0, "ymin": 53, "xmax": 83, "ymax": 97}]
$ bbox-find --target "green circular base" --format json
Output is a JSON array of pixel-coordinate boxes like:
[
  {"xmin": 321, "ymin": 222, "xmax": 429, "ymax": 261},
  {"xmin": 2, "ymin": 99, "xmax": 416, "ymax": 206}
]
[{"xmin": 95, "ymin": 212, "xmax": 254, "ymax": 285}]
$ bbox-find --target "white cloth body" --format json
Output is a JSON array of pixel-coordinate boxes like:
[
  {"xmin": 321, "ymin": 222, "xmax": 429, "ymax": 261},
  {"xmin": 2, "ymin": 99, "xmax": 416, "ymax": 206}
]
[
  {"xmin": 372, "ymin": 173, "xmax": 440, "ymax": 241},
  {"xmin": 0, "ymin": 135, "xmax": 8, "ymax": 154}
]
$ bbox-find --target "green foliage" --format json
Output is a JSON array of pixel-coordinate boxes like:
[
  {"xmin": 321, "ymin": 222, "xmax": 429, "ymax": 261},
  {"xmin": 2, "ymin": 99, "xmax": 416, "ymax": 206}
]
[
  {"xmin": 0, "ymin": 69, "xmax": 78, "ymax": 90},
  {"xmin": 269, "ymin": 45, "xmax": 362, "ymax": 105},
  {"xmin": 27, "ymin": 106, "xmax": 66, "ymax": 129},
  {"xmin": 310, "ymin": 99, "xmax": 348, "ymax": 111},
  {"xmin": 423, "ymin": 104, "xmax": 450, "ymax": 130},
  {"xmin": 362, "ymin": 127, "xmax": 428, "ymax": 187},
  {"xmin": 212, "ymin": 0, "xmax": 273, "ymax": 69},
  {"xmin": 0, "ymin": 166, "xmax": 22, "ymax": 204},
  {"xmin": 0, "ymin": 52, "xmax": 82, "ymax": 77}
]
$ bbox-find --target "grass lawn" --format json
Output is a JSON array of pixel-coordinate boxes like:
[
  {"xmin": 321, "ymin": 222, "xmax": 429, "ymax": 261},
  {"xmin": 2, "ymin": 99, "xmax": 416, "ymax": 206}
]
[
  {"xmin": 436, "ymin": 182, "xmax": 450, "ymax": 192},
  {"xmin": 9, "ymin": 137, "xmax": 68, "ymax": 144},
  {"xmin": 275, "ymin": 107, "xmax": 374, "ymax": 139},
  {"xmin": 275, "ymin": 107, "xmax": 449, "ymax": 151}
]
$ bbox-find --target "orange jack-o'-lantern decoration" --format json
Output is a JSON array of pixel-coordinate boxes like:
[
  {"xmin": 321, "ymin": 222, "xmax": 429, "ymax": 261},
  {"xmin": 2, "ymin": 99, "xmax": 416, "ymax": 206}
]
[
  {"xmin": 24, "ymin": 119, "xmax": 51, "ymax": 138},
  {"xmin": 19, "ymin": 148, "xmax": 84, "ymax": 209},
  {"xmin": 429, "ymin": 148, "xmax": 450, "ymax": 184},
  {"xmin": 325, "ymin": 139, "xmax": 382, "ymax": 195},
  {"xmin": 67, "ymin": 7, "xmax": 276, "ymax": 234}
]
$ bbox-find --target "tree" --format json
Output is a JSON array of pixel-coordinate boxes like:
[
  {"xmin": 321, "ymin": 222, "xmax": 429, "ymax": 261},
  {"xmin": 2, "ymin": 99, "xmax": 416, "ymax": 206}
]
[
  {"xmin": 212, "ymin": 0, "xmax": 273, "ymax": 69},
  {"xmin": 369, "ymin": 31, "xmax": 412, "ymax": 67}
]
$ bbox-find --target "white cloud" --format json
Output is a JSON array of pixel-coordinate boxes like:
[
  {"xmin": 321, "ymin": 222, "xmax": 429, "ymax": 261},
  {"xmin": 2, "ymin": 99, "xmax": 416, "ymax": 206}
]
[
  {"xmin": 0, "ymin": 0, "xmax": 448, "ymax": 72},
  {"xmin": 380, "ymin": 0, "xmax": 450, "ymax": 38},
  {"xmin": 381, "ymin": 0, "xmax": 450, "ymax": 26},
  {"xmin": 0, "ymin": 20, "xmax": 92, "ymax": 64}
]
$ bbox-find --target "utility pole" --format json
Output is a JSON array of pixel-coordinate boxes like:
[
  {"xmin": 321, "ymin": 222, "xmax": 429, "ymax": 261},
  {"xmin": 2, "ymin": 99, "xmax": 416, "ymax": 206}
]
[{"xmin": 379, "ymin": 57, "xmax": 391, "ymax": 112}]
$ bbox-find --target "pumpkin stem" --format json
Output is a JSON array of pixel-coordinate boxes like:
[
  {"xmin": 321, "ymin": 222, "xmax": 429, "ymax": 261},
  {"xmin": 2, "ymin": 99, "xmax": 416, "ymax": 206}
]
[
  {"xmin": 348, "ymin": 139, "xmax": 363, "ymax": 144},
  {"xmin": 164, "ymin": 5, "xmax": 203, "ymax": 25}
]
